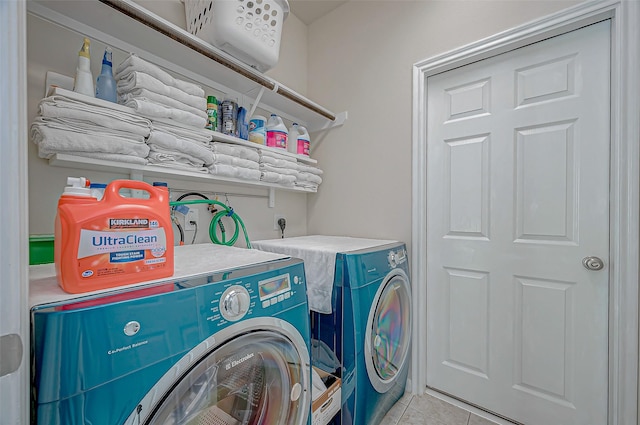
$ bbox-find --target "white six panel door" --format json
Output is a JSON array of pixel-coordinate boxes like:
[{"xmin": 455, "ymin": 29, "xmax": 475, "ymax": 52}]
[{"xmin": 426, "ymin": 21, "xmax": 610, "ymax": 425}]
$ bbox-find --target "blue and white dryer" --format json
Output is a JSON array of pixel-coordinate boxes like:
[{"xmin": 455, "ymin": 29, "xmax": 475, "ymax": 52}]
[
  {"xmin": 338, "ymin": 241, "xmax": 412, "ymax": 425},
  {"xmin": 30, "ymin": 244, "xmax": 312, "ymax": 425},
  {"xmin": 252, "ymin": 236, "xmax": 413, "ymax": 425}
]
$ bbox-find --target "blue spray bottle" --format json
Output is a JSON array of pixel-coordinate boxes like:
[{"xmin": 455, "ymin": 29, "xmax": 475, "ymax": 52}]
[{"xmin": 95, "ymin": 46, "xmax": 117, "ymax": 103}]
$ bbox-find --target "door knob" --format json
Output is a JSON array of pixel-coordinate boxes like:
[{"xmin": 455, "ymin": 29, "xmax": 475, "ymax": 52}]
[{"xmin": 582, "ymin": 256, "xmax": 604, "ymax": 271}]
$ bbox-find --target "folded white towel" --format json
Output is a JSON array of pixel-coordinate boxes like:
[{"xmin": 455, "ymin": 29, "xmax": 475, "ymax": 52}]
[
  {"xmin": 38, "ymin": 95, "xmax": 151, "ymax": 137},
  {"xmin": 297, "ymin": 172, "xmax": 323, "ymax": 185},
  {"xmin": 152, "ymin": 121, "xmax": 213, "ymax": 145},
  {"xmin": 31, "ymin": 124, "xmax": 150, "ymax": 159},
  {"xmin": 252, "ymin": 236, "xmax": 400, "ymax": 313},
  {"xmin": 117, "ymin": 71, "xmax": 206, "ymax": 113},
  {"xmin": 295, "ymin": 181, "xmax": 319, "ymax": 191},
  {"xmin": 259, "ymin": 155, "xmax": 296, "ymax": 168},
  {"xmin": 296, "ymin": 163, "xmax": 324, "ymax": 175},
  {"xmin": 260, "ymin": 171, "xmax": 296, "ymax": 185},
  {"xmin": 119, "ymin": 89, "xmax": 207, "ymax": 120},
  {"xmin": 212, "ymin": 153, "xmax": 259, "ymax": 170},
  {"xmin": 208, "ymin": 164, "xmax": 262, "ymax": 181},
  {"xmin": 67, "ymin": 151, "xmax": 149, "ymax": 166},
  {"xmin": 259, "ymin": 163, "xmax": 300, "ymax": 177},
  {"xmin": 34, "ymin": 116, "xmax": 146, "ymax": 144},
  {"xmin": 123, "ymin": 98, "xmax": 207, "ymax": 129},
  {"xmin": 147, "ymin": 150, "xmax": 209, "ymax": 173},
  {"xmin": 259, "ymin": 148, "xmax": 297, "ymax": 163},
  {"xmin": 116, "ymin": 54, "xmax": 205, "ymax": 97},
  {"xmin": 148, "ymin": 144, "xmax": 206, "ymax": 167},
  {"xmin": 209, "ymin": 142, "xmax": 260, "ymax": 162},
  {"xmin": 149, "ymin": 161, "xmax": 209, "ymax": 174},
  {"xmin": 147, "ymin": 130, "xmax": 215, "ymax": 165}
]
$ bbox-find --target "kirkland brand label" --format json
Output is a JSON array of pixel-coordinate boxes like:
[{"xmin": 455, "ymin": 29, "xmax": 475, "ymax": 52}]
[{"xmin": 109, "ymin": 218, "xmax": 151, "ymax": 229}]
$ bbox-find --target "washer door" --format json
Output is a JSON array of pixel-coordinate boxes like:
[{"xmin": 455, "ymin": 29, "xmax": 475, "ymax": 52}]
[
  {"xmin": 126, "ymin": 318, "xmax": 309, "ymax": 425},
  {"xmin": 364, "ymin": 269, "xmax": 412, "ymax": 393}
]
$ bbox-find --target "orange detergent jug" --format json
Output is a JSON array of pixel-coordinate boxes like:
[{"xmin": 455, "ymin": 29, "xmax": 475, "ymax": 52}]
[{"xmin": 54, "ymin": 178, "xmax": 174, "ymax": 294}]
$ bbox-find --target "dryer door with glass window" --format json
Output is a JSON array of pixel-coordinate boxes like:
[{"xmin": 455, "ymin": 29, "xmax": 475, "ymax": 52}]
[{"xmin": 364, "ymin": 269, "xmax": 412, "ymax": 393}]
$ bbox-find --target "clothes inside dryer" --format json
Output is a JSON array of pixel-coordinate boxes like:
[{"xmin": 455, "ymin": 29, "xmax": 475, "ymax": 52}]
[{"xmin": 146, "ymin": 331, "xmax": 305, "ymax": 425}]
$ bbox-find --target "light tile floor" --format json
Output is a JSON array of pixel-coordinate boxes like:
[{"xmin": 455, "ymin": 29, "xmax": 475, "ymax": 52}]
[{"xmin": 380, "ymin": 393, "xmax": 505, "ymax": 425}]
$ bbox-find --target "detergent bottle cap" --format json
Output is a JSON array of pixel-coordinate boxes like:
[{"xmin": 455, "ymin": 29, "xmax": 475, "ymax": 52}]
[{"xmin": 64, "ymin": 177, "xmax": 93, "ymax": 197}]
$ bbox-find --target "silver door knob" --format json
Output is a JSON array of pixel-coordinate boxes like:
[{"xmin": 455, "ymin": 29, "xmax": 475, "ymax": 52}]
[{"xmin": 582, "ymin": 256, "xmax": 604, "ymax": 271}]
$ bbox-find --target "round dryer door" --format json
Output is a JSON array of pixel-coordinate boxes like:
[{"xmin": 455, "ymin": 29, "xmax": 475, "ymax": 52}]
[
  {"xmin": 364, "ymin": 268, "xmax": 412, "ymax": 393},
  {"xmin": 129, "ymin": 319, "xmax": 309, "ymax": 425}
]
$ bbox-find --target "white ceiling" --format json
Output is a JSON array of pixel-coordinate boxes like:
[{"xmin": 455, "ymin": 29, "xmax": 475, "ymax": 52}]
[{"xmin": 288, "ymin": 0, "xmax": 348, "ymax": 25}]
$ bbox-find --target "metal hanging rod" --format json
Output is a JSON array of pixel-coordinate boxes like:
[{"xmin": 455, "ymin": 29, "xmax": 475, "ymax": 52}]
[
  {"xmin": 169, "ymin": 187, "xmax": 269, "ymax": 201},
  {"xmin": 99, "ymin": 0, "xmax": 336, "ymax": 121}
]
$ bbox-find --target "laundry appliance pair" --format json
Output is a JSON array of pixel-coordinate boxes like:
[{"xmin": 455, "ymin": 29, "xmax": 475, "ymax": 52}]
[
  {"xmin": 253, "ymin": 236, "xmax": 413, "ymax": 425},
  {"xmin": 30, "ymin": 244, "xmax": 313, "ymax": 425}
]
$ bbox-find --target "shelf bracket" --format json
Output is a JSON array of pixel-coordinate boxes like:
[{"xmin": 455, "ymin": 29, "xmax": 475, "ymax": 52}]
[
  {"xmin": 129, "ymin": 170, "xmax": 145, "ymax": 198},
  {"xmin": 308, "ymin": 110, "xmax": 348, "ymax": 133},
  {"xmin": 268, "ymin": 188, "xmax": 275, "ymax": 208},
  {"xmin": 247, "ymin": 86, "xmax": 266, "ymax": 119}
]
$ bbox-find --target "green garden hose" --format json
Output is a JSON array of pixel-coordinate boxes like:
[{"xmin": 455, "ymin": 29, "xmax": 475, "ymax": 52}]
[{"xmin": 169, "ymin": 199, "xmax": 252, "ymax": 248}]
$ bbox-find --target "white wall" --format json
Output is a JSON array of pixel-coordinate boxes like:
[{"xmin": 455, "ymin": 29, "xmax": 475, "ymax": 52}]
[
  {"xmin": 26, "ymin": 1, "xmax": 310, "ymax": 246},
  {"xmin": 306, "ymin": 0, "xmax": 579, "ymax": 248}
]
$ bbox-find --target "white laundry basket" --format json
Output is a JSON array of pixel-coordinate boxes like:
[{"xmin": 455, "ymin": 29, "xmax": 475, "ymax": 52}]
[{"xmin": 184, "ymin": 0, "xmax": 289, "ymax": 72}]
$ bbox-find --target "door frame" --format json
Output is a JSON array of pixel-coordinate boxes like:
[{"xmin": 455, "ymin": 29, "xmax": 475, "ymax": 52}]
[
  {"xmin": 411, "ymin": 1, "xmax": 640, "ymax": 424},
  {"xmin": 0, "ymin": 0, "xmax": 30, "ymax": 423}
]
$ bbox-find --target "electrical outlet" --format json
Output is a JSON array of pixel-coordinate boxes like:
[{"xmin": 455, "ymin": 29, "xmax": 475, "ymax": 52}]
[
  {"xmin": 274, "ymin": 214, "xmax": 286, "ymax": 231},
  {"xmin": 185, "ymin": 208, "xmax": 198, "ymax": 231}
]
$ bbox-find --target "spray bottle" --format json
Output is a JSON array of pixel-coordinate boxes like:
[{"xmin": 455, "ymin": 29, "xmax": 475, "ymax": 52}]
[
  {"xmin": 73, "ymin": 38, "xmax": 95, "ymax": 98},
  {"xmin": 95, "ymin": 46, "xmax": 117, "ymax": 103}
]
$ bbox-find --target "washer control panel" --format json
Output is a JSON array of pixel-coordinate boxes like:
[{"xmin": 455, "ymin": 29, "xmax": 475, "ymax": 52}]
[{"xmin": 219, "ymin": 285, "xmax": 251, "ymax": 322}]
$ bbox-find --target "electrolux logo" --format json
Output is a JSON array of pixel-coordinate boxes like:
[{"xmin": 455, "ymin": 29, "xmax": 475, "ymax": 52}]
[
  {"xmin": 224, "ymin": 352, "xmax": 255, "ymax": 370},
  {"xmin": 109, "ymin": 218, "xmax": 150, "ymax": 229}
]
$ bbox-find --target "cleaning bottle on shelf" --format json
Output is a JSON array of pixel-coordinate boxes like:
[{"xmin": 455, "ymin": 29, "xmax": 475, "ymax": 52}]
[
  {"xmin": 295, "ymin": 124, "xmax": 311, "ymax": 156},
  {"xmin": 95, "ymin": 46, "xmax": 117, "ymax": 103},
  {"xmin": 266, "ymin": 114, "xmax": 288, "ymax": 149},
  {"xmin": 287, "ymin": 123, "xmax": 311, "ymax": 156},
  {"xmin": 73, "ymin": 38, "xmax": 95, "ymax": 98},
  {"xmin": 288, "ymin": 123, "xmax": 299, "ymax": 154},
  {"xmin": 249, "ymin": 115, "xmax": 267, "ymax": 145}
]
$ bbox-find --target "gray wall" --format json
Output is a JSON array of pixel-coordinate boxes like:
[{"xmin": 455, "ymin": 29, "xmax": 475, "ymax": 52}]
[{"xmin": 305, "ymin": 0, "xmax": 579, "ymax": 248}]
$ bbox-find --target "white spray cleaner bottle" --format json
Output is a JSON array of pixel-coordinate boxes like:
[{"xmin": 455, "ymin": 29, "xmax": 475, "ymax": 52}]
[{"xmin": 73, "ymin": 38, "xmax": 95, "ymax": 98}]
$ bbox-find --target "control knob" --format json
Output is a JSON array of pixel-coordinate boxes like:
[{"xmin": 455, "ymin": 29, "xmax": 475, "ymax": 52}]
[{"xmin": 220, "ymin": 285, "xmax": 251, "ymax": 322}]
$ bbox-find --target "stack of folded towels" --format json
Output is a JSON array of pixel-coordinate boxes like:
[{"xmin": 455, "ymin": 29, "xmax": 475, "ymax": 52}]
[
  {"xmin": 146, "ymin": 121, "xmax": 214, "ymax": 173},
  {"xmin": 30, "ymin": 92, "xmax": 152, "ymax": 165},
  {"xmin": 295, "ymin": 162, "xmax": 323, "ymax": 191},
  {"xmin": 208, "ymin": 142, "xmax": 262, "ymax": 181},
  {"xmin": 116, "ymin": 54, "xmax": 208, "ymax": 129},
  {"xmin": 258, "ymin": 149, "xmax": 299, "ymax": 186}
]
